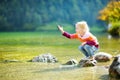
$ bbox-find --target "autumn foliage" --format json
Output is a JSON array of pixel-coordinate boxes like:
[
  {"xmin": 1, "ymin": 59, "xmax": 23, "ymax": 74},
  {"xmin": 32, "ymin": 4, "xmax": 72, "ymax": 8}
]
[
  {"xmin": 98, "ymin": 1, "xmax": 120, "ymax": 23},
  {"xmin": 98, "ymin": 1, "xmax": 120, "ymax": 37}
]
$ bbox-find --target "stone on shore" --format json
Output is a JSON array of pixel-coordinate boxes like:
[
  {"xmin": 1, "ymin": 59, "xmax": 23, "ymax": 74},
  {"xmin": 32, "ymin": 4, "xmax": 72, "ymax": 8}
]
[
  {"xmin": 94, "ymin": 52, "xmax": 112, "ymax": 62},
  {"xmin": 109, "ymin": 55, "xmax": 120, "ymax": 79}
]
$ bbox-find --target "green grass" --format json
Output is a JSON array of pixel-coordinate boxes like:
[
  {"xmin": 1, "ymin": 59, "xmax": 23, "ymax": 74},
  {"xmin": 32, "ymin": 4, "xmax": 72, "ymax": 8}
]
[{"xmin": 0, "ymin": 32, "xmax": 120, "ymax": 80}]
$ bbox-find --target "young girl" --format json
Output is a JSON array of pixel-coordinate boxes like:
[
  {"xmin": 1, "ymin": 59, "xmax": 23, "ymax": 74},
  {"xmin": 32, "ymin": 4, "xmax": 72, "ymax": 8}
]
[{"xmin": 58, "ymin": 21, "xmax": 99, "ymax": 60}]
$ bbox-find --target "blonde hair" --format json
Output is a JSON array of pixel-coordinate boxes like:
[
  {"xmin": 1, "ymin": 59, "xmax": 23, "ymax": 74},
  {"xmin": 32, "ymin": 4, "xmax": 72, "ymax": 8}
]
[{"xmin": 75, "ymin": 21, "xmax": 89, "ymax": 32}]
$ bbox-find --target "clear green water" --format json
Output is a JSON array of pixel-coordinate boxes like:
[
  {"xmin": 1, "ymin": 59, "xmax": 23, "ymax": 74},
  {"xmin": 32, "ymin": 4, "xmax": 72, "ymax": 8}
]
[{"xmin": 0, "ymin": 32, "xmax": 119, "ymax": 80}]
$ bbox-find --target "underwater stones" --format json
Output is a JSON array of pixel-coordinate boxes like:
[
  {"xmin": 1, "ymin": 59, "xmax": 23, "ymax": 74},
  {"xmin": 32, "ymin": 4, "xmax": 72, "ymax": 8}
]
[
  {"xmin": 59, "ymin": 59, "xmax": 78, "ymax": 68},
  {"xmin": 4, "ymin": 59, "xmax": 20, "ymax": 63},
  {"xmin": 78, "ymin": 58, "xmax": 97, "ymax": 67},
  {"xmin": 94, "ymin": 52, "xmax": 112, "ymax": 62},
  {"xmin": 109, "ymin": 55, "xmax": 120, "ymax": 79},
  {"xmin": 32, "ymin": 53, "xmax": 58, "ymax": 63}
]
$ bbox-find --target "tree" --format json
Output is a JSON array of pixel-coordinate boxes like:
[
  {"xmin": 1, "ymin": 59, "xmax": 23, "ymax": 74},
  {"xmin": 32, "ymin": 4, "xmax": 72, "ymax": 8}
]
[
  {"xmin": 98, "ymin": 0, "xmax": 120, "ymax": 37},
  {"xmin": 0, "ymin": 0, "xmax": 109, "ymax": 31},
  {"xmin": 98, "ymin": 0, "xmax": 120, "ymax": 23}
]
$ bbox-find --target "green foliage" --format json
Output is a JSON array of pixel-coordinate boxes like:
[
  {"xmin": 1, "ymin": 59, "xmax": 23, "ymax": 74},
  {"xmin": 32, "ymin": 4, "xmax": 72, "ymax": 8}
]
[
  {"xmin": 23, "ymin": 23, "xmax": 36, "ymax": 31},
  {"xmin": 36, "ymin": 22, "xmax": 74, "ymax": 32},
  {"xmin": 36, "ymin": 22, "xmax": 59, "ymax": 31},
  {"xmin": 108, "ymin": 22, "xmax": 120, "ymax": 37},
  {"xmin": 90, "ymin": 26, "xmax": 105, "ymax": 34},
  {"xmin": 0, "ymin": 0, "xmax": 109, "ymax": 31}
]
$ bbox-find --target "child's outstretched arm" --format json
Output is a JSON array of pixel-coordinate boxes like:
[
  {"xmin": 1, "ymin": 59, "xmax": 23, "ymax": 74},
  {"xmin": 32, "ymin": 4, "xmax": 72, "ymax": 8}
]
[
  {"xmin": 57, "ymin": 25, "xmax": 64, "ymax": 34},
  {"xmin": 57, "ymin": 25, "xmax": 72, "ymax": 39},
  {"xmin": 57, "ymin": 25, "xmax": 78, "ymax": 39}
]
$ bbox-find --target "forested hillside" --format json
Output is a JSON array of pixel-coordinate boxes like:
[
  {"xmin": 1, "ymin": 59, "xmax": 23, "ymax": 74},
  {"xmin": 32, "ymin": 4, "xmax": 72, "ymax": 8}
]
[{"xmin": 0, "ymin": 0, "xmax": 109, "ymax": 31}]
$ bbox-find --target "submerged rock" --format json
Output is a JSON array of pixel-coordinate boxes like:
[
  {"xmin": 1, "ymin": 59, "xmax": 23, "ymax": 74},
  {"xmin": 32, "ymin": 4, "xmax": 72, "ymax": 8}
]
[
  {"xmin": 78, "ymin": 58, "xmax": 97, "ymax": 67},
  {"xmin": 32, "ymin": 53, "xmax": 58, "ymax": 63},
  {"xmin": 94, "ymin": 52, "xmax": 112, "ymax": 62},
  {"xmin": 109, "ymin": 55, "xmax": 120, "ymax": 79},
  {"xmin": 64, "ymin": 59, "xmax": 78, "ymax": 65},
  {"xmin": 4, "ymin": 59, "xmax": 20, "ymax": 63},
  {"xmin": 60, "ymin": 59, "xmax": 78, "ymax": 69}
]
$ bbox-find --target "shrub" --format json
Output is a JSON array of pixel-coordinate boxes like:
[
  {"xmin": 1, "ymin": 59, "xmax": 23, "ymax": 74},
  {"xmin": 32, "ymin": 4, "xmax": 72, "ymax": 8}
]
[{"xmin": 108, "ymin": 22, "xmax": 120, "ymax": 37}]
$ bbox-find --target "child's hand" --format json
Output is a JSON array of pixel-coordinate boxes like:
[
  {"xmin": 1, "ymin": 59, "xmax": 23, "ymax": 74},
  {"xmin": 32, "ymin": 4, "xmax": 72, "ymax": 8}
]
[{"xmin": 57, "ymin": 25, "xmax": 64, "ymax": 33}]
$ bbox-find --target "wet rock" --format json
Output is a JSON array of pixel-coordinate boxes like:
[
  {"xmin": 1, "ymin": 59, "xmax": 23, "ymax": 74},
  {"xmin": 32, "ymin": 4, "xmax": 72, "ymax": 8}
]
[
  {"xmin": 32, "ymin": 53, "xmax": 58, "ymax": 63},
  {"xmin": 109, "ymin": 55, "xmax": 120, "ymax": 79},
  {"xmin": 60, "ymin": 59, "xmax": 78, "ymax": 69},
  {"xmin": 78, "ymin": 58, "xmax": 97, "ymax": 67},
  {"xmin": 64, "ymin": 59, "xmax": 78, "ymax": 65},
  {"xmin": 94, "ymin": 52, "xmax": 112, "ymax": 62}
]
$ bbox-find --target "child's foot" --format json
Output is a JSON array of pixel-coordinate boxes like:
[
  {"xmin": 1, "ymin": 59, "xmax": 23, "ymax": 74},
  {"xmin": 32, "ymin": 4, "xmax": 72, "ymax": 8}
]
[
  {"xmin": 82, "ymin": 57, "xmax": 89, "ymax": 60},
  {"xmin": 88, "ymin": 56, "xmax": 94, "ymax": 60}
]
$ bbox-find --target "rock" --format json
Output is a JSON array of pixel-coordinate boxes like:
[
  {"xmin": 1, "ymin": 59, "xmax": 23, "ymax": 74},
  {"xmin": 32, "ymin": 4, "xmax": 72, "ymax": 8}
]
[
  {"xmin": 109, "ymin": 55, "xmax": 120, "ymax": 79},
  {"xmin": 32, "ymin": 53, "xmax": 58, "ymax": 63},
  {"xmin": 94, "ymin": 52, "xmax": 112, "ymax": 62},
  {"xmin": 78, "ymin": 58, "xmax": 97, "ymax": 67},
  {"xmin": 60, "ymin": 59, "xmax": 78, "ymax": 69},
  {"xmin": 64, "ymin": 59, "xmax": 78, "ymax": 65}
]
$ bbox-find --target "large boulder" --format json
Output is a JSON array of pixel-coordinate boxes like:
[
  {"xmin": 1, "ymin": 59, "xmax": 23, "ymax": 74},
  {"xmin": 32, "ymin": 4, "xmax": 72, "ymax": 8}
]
[
  {"xmin": 94, "ymin": 52, "xmax": 112, "ymax": 62},
  {"xmin": 109, "ymin": 55, "xmax": 120, "ymax": 79},
  {"xmin": 32, "ymin": 53, "xmax": 58, "ymax": 63},
  {"xmin": 78, "ymin": 58, "xmax": 97, "ymax": 67}
]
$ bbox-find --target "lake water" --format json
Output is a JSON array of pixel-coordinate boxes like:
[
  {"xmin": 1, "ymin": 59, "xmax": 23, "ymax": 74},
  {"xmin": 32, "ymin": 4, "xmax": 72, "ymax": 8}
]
[{"xmin": 0, "ymin": 32, "xmax": 119, "ymax": 80}]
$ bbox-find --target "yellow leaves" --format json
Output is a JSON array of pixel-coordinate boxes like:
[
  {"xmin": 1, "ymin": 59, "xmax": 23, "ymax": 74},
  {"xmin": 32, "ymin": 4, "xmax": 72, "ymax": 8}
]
[
  {"xmin": 98, "ymin": 8, "xmax": 109, "ymax": 21},
  {"xmin": 98, "ymin": 1, "xmax": 120, "ymax": 22}
]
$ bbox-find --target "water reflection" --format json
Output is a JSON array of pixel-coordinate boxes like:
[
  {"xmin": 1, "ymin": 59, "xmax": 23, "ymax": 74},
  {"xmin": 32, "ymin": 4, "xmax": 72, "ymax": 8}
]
[
  {"xmin": 34, "ymin": 65, "xmax": 110, "ymax": 80},
  {"xmin": 98, "ymin": 36, "xmax": 120, "ymax": 56}
]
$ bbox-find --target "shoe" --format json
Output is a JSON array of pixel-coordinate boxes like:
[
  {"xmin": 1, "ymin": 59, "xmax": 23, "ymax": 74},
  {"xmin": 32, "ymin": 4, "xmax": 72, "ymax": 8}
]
[
  {"xmin": 88, "ymin": 56, "xmax": 95, "ymax": 60},
  {"xmin": 81, "ymin": 57, "xmax": 89, "ymax": 60}
]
